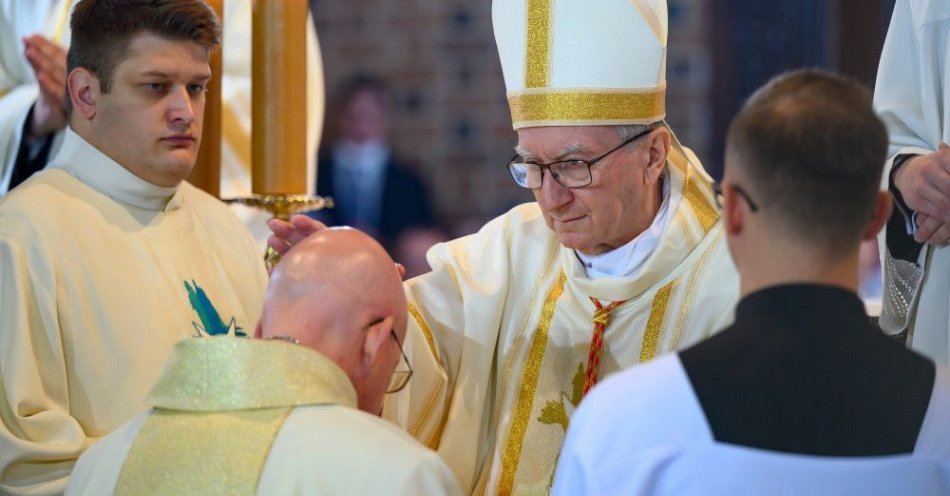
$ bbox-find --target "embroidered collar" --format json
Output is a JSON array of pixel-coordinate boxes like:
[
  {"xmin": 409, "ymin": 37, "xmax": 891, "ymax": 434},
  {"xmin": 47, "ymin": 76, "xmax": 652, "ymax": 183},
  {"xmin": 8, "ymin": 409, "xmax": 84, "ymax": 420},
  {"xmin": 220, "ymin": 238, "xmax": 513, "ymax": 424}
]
[{"xmin": 147, "ymin": 336, "xmax": 358, "ymax": 411}]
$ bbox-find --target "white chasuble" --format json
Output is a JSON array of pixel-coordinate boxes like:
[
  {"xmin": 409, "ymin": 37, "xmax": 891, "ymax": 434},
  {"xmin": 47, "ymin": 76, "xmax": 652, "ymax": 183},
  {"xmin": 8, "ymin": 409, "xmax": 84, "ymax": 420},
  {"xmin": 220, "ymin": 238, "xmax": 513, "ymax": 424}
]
[{"xmin": 384, "ymin": 145, "xmax": 739, "ymax": 495}]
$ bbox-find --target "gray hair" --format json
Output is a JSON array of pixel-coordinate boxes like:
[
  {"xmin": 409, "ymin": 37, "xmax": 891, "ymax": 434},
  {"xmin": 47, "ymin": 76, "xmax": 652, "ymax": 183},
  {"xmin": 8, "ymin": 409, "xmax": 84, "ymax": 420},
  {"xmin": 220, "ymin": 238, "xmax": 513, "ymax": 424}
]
[{"xmin": 615, "ymin": 122, "xmax": 663, "ymax": 141}]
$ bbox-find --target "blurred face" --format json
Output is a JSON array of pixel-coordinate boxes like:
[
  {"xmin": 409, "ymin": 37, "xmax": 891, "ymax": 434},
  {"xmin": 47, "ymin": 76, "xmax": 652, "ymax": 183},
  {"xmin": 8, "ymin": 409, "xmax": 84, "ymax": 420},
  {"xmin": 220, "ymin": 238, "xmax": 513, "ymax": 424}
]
[
  {"xmin": 339, "ymin": 89, "xmax": 388, "ymax": 143},
  {"xmin": 517, "ymin": 126, "xmax": 661, "ymax": 255},
  {"xmin": 89, "ymin": 33, "xmax": 211, "ymax": 187}
]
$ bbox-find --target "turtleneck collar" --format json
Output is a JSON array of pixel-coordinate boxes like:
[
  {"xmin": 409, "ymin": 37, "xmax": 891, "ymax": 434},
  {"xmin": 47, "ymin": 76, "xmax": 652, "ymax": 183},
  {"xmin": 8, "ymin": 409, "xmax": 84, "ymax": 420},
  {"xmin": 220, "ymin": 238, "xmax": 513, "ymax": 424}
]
[{"xmin": 47, "ymin": 127, "xmax": 184, "ymax": 212}]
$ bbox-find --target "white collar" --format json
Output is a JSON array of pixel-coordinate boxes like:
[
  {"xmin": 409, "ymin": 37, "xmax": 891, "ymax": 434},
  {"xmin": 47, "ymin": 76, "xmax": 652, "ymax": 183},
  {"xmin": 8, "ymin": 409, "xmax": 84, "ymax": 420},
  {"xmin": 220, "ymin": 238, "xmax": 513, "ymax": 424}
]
[
  {"xmin": 576, "ymin": 174, "xmax": 678, "ymax": 279},
  {"xmin": 48, "ymin": 128, "xmax": 182, "ymax": 211}
]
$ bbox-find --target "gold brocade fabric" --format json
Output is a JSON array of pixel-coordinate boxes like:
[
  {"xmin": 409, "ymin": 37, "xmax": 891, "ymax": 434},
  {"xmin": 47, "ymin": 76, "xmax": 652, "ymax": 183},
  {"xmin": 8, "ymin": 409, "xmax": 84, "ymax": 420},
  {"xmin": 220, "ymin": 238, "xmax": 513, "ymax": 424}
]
[
  {"xmin": 507, "ymin": 89, "xmax": 667, "ymax": 130},
  {"xmin": 115, "ymin": 337, "xmax": 357, "ymax": 495},
  {"xmin": 115, "ymin": 408, "xmax": 291, "ymax": 496}
]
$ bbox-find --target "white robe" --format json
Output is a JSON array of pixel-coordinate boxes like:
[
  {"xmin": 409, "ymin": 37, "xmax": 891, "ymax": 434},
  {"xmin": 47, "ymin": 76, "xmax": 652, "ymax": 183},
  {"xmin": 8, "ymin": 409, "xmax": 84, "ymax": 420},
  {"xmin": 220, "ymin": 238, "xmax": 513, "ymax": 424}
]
[
  {"xmin": 552, "ymin": 353, "xmax": 950, "ymax": 496},
  {"xmin": 0, "ymin": 129, "xmax": 268, "ymax": 495},
  {"xmin": 873, "ymin": 0, "xmax": 950, "ymax": 364},
  {"xmin": 384, "ymin": 145, "xmax": 739, "ymax": 494},
  {"xmin": 66, "ymin": 338, "xmax": 462, "ymax": 496},
  {"xmin": 0, "ymin": 0, "xmax": 326, "ymax": 248}
]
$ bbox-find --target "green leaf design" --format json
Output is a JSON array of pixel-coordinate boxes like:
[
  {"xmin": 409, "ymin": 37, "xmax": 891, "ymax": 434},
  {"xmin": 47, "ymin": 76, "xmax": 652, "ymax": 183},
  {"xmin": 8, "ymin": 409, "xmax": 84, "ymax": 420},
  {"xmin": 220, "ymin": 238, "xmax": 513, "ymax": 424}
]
[
  {"xmin": 537, "ymin": 400, "xmax": 568, "ymax": 430},
  {"xmin": 571, "ymin": 363, "xmax": 585, "ymax": 406}
]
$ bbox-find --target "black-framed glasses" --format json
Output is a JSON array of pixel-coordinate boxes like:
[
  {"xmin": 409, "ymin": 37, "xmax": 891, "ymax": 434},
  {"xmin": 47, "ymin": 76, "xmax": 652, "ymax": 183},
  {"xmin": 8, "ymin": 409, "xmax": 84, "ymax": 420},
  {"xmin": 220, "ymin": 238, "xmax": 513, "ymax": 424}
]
[
  {"xmin": 507, "ymin": 127, "xmax": 655, "ymax": 189},
  {"xmin": 713, "ymin": 181, "xmax": 759, "ymax": 212},
  {"xmin": 386, "ymin": 330, "xmax": 413, "ymax": 394}
]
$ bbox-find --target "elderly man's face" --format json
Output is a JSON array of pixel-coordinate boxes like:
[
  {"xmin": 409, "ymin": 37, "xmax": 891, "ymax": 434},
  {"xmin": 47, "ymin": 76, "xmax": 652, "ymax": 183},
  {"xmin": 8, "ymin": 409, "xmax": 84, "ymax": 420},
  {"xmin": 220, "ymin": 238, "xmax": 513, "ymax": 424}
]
[{"xmin": 517, "ymin": 126, "xmax": 660, "ymax": 255}]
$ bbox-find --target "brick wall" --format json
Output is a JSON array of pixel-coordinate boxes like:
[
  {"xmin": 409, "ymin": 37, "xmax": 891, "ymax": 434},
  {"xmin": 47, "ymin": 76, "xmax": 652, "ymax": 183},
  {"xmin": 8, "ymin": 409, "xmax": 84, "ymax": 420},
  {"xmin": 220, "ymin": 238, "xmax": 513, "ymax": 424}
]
[{"xmin": 313, "ymin": 0, "xmax": 713, "ymax": 231}]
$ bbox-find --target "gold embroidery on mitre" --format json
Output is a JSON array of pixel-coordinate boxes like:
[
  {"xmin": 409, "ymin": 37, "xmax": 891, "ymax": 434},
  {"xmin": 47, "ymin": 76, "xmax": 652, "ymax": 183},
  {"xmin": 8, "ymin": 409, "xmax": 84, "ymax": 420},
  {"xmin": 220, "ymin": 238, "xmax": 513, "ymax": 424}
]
[
  {"xmin": 508, "ymin": 88, "xmax": 666, "ymax": 127},
  {"xmin": 524, "ymin": 0, "xmax": 553, "ymax": 88}
]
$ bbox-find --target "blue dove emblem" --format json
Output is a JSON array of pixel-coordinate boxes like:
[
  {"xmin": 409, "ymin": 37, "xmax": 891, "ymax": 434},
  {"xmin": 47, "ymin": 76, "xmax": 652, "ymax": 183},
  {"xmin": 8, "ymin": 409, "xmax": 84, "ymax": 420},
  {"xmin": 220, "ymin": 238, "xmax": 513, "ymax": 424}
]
[{"xmin": 184, "ymin": 280, "xmax": 245, "ymax": 337}]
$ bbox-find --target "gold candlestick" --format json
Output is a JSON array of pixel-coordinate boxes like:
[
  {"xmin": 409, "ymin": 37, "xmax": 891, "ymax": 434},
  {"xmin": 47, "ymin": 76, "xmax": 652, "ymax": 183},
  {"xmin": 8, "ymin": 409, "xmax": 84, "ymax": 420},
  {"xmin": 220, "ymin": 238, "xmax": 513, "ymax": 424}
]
[
  {"xmin": 251, "ymin": 0, "xmax": 308, "ymax": 194},
  {"xmin": 224, "ymin": 194, "xmax": 334, "ymax": 271}
]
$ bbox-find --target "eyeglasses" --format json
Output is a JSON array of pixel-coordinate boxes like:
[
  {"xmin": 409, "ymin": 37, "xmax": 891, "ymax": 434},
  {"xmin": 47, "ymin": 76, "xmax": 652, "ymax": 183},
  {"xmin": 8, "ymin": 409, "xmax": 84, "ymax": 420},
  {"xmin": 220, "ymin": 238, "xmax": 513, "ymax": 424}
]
[
  {"xmin": 268, "ymin": 329, "xmax": 413, "ymax": 394},
  {"xmin": 713, "ymin": 181, "xmax": 759, "ymax": 212},
  {"xmin": 386, "ymin": 330, "xmax": 413, "ymax": 394},
  {"xmin": 507, "ymin": 127, "xmax": 655, "ymax": 189}
]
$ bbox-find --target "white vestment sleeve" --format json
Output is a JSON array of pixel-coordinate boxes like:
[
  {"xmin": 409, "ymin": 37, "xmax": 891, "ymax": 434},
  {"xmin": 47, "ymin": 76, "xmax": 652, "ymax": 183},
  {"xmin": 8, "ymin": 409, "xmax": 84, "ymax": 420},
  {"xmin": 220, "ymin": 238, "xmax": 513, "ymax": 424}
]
[
  {"xmin": 875, "ymin": 0, "xmax": 931, "ymax": 157},
  {"xmin": 0, "ymin": 232, "xmax": 88, "ymax": 496},
  {"xmin": 383, "ymin": 212, "xmax": 518, "ymax": 492}
]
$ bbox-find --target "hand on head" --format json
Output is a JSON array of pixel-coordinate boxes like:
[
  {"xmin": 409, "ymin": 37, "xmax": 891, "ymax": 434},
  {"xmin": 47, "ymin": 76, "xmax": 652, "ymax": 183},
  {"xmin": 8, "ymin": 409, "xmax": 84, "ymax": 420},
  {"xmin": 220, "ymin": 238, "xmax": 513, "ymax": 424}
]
[
  {"xmin": 23, "ymin": 34, "xmax": 68, "ymax": 138},
  {"xmin": 266, "ymin": 215, "xmax": 326, "ymax": 256},
  {"xmin": 259, "ymin": 227, "xmax": 408, "ymax": 413},
  {"xmin": 267, "ymin": 215, "xmax": 407, "ymax": 277}
]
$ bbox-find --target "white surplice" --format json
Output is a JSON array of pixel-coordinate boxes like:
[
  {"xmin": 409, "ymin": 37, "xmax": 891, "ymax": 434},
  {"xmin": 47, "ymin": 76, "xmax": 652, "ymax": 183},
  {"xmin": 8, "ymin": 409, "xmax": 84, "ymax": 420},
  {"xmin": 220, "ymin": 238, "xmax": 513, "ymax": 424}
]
[
  {"xmin": 873, "ymin": 0, "xmax": 950, "ymax": 364},
  {"xmin": 552, "ymin": 354, "xmax": 950, "ymax": 496}
]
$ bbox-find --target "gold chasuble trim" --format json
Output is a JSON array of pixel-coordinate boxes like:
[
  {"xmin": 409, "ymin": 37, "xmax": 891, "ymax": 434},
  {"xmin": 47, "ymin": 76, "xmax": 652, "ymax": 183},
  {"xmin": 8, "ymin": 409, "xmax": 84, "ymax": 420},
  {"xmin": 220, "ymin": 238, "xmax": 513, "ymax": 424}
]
[
  {"xmin": 116, "ymin": 408, "xmax": 291, "ymax": 496},
  {"xmin": 498, "ymin": 272, "xmax": 566, "ymax": 496},
  {"xmin": 408, "ymin": 301, "xmax": 444, "ymax": 368},
  {"xmin": 407, "ymin": 300, "xmax": 449, "ymax": 446},
  {"xmin": 116, "ymin": 337, "xmax": 358, "ymax": 495},
  {"xmin": 638, "ymin": 281, "xmax": 675, "ymax": 363},
  {"xmin": 508, "ymin": 89, "xmax": 666, "ymax": 129},
  {"xmin": 671, "ymin": 233, "xmax": 719, "ymax": 349},
  {"xmin": 683, "ymin": 176, "xmax": 718, "ymax": 233},
  {"xmin": 524, "ymin": 0, "xmax": 553, "ymax": 88}
]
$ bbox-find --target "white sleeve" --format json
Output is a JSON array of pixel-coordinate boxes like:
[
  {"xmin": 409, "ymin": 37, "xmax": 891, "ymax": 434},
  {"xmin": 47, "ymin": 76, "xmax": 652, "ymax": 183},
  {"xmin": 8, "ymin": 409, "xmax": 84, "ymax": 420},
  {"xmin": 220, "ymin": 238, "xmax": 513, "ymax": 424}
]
[
  {"xmin": 874, "ymin": 0, "xmax": 932, "ymax": 155},
  {"xmin": 0, "ymin": 227, "xmax": 89, "ymax": 495}
]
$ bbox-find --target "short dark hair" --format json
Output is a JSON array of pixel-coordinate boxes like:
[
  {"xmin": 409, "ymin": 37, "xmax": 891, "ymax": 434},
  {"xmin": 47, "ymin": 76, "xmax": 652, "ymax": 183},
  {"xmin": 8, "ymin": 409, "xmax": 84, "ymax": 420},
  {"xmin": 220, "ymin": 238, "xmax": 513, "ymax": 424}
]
[
  {"xmin": 726, "ymin": 69, "xmax": 887, "ymax": 252},
  {"xmin": 67, "ymin": 0, "xmax": 221, "ymax": 107}
]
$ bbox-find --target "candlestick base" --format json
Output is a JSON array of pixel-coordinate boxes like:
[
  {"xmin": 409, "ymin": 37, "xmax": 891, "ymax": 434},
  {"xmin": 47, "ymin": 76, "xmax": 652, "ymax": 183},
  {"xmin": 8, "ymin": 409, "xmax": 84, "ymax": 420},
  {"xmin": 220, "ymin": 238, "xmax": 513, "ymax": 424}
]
[{"xmin": 223, "ymin": 194, "xmax": 334, "ymax": 270}]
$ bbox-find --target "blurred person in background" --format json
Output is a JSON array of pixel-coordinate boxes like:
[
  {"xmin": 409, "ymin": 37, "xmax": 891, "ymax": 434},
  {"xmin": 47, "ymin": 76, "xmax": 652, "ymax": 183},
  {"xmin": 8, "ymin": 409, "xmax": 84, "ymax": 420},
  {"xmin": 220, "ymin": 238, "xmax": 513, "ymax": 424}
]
[{"xmin": 310, "ymin": 74, "xmax": 443, "ymax": 263}]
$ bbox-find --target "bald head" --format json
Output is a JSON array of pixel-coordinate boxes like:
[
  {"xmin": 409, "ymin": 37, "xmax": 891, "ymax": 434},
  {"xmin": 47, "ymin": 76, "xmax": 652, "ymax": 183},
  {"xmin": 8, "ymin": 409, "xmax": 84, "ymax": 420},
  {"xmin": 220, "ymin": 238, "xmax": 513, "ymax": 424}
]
[
  {"xmin": 258, "ymin": 228, "xmax": 408, "ymax": 412},
  {"xmin": 261, "ymin": 228, "xmax": 406, "ymax": 344}
]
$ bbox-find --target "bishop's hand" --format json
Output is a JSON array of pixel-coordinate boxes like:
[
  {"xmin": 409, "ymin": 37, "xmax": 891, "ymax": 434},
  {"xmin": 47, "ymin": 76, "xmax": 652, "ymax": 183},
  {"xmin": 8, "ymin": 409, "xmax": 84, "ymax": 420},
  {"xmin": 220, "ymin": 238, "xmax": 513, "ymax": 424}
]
[
  {"xmin": 266, "ymin": 215, "xmax": 407, "ymax": 278},
  {"xmin": 267, "ymin": 215, "xmax": 327, "ymax": 256}
]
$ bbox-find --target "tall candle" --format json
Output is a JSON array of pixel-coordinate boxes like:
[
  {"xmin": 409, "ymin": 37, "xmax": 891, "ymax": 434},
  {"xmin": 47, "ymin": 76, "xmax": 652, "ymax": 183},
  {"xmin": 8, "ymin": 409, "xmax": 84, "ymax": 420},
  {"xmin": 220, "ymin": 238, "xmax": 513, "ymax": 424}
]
[
  {"xmin": 188, "ymin": 0, "xmax": 223, "ymax": 197},
  {"xmin": 251, "ymin": 0, "xmax": 308, "ymax": 194}
]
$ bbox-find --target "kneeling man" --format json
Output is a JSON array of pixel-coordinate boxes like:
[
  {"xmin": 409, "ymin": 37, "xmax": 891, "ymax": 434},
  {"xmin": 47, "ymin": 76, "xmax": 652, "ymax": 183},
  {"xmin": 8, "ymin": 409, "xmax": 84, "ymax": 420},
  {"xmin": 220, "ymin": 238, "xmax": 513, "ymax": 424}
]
[{"xmin": 67, "ymin": 229, "xmax": 462, "ymax": 495}]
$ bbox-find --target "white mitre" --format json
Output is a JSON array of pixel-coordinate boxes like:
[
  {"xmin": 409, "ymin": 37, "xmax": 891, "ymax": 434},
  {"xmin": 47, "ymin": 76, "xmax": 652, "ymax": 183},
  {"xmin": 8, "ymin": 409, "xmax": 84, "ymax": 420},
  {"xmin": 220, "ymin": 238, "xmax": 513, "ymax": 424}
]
[{"xmin": 493, "ymin": 0, "xmax": 668, "ymax": 129}]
